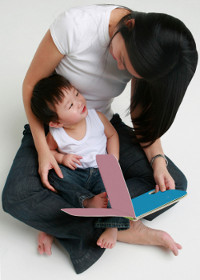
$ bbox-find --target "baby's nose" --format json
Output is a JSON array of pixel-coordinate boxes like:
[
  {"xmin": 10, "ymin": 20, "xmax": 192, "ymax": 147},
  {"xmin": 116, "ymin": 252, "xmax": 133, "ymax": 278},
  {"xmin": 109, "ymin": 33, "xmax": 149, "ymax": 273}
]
[{"xmin": 77, "ymin": 101, "xmax": 82, "ymax": 108}]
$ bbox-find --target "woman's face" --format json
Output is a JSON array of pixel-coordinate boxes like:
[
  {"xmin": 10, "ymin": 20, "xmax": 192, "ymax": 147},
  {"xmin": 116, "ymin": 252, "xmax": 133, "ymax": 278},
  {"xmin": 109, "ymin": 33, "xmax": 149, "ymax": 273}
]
[{"xmin": 109, "ymin": 32, "xmax": 142, "ymax": 79}]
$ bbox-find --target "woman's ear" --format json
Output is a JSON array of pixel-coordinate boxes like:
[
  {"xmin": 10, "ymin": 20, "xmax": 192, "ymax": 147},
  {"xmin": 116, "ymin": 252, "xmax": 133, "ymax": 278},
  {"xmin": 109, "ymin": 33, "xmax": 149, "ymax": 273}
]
[
  {"xmin": 126, "ymin": 19, "xmax": 135, "ymax": 30},
  {"xmin": 49, "ymin": 121, "xmax": 63, "ymax": 128}
]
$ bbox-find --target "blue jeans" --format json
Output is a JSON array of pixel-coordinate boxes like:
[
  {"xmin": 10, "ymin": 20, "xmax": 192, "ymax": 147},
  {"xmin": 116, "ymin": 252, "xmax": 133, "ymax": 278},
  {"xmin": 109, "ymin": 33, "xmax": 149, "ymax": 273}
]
[
  {"xmin": 48, "ymin": 166, "xmax": 129, "ymax": 229},
  {"xmin": 2, "ymin": 114, "xmax": 187, "ymax": 273}
]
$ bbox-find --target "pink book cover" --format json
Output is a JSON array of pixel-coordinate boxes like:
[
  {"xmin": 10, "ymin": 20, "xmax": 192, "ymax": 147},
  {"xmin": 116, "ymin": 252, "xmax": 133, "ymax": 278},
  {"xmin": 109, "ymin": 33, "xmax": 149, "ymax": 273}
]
[{"xmin": 61, "ymin": 155, "xmax": 187, "ymax": 220}]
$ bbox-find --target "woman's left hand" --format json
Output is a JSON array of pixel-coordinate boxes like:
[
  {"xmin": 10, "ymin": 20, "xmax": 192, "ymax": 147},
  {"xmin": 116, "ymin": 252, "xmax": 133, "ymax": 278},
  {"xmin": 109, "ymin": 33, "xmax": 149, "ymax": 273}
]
[{"xmin": 153, "ymin": 160, "xmax": 175, "ymax": 192}]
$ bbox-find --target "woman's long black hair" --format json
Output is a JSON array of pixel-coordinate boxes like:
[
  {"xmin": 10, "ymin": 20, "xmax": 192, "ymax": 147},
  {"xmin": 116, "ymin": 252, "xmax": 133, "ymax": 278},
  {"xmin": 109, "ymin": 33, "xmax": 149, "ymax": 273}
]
[{"xmin": 114, "ymin": 10, "xmax": 198, "ymax": 146}]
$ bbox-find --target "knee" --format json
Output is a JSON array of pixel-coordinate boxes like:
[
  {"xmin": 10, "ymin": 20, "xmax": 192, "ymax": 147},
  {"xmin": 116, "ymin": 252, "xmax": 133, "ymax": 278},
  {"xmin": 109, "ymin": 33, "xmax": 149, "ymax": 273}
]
[
  {"xmin": 2, "ymin": 168, "xmax": 20, "ymax": 214},
  {"xmin": 2, "ymin": 184, "xmax": 11, "ymax": 213},
  {"xmin": 2, "ymin": 173, "xmax": 32, "ymax": 216},
  {"xmin": 176, "ymin": 172, "xmax": 187, "ymax": 192},
  {"xmin": 1, "ymin": 178, "xmax": 16, "ymax": 214}
]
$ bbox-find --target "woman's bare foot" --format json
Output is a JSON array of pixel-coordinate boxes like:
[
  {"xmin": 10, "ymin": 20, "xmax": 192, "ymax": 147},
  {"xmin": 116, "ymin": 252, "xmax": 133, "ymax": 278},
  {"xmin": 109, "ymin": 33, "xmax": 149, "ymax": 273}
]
[
  {"xmin": 83, "ymin": 192, "xmax": 108, "ymax": 208},
  {"xmin": 117, "ymin": 220, "xmax": 182, "ymax": 256},
  {"xmin": 97, "ymin": 228, "xmax": 118, "ymax": 249},
  {"xmin": 37, "ymin": 232, "xmax": 54, "ymax": 256}
]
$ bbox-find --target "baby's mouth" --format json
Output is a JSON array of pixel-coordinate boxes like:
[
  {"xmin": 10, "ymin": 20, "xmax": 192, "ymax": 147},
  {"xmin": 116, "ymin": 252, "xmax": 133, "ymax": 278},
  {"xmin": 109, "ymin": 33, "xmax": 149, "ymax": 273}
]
[{"xmin": 82, "ymin": 105, "xmax": 86, "ymax": 113}]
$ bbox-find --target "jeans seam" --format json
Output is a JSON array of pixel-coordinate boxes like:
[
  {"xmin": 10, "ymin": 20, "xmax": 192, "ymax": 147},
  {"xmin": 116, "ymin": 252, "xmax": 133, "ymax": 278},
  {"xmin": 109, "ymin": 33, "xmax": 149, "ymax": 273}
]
[
  {"xmin": 84, "ymin": 168, "xmax": 96, "ymax": 189},
  {"xmin": 95, "ymin": 222, "xmax": 129, "ymax": 229}
]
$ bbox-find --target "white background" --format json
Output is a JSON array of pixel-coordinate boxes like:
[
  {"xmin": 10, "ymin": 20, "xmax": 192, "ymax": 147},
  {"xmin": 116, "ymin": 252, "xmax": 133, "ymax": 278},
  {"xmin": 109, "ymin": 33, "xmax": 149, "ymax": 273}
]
[{"xmin": 0, "ymin": 0, "xmax": 200, "ymax": 279}]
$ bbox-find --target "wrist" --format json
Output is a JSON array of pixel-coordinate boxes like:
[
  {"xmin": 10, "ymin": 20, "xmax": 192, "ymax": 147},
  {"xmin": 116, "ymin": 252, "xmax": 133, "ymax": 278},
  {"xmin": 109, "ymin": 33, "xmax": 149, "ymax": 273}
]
[
  {"xmin": 55, "ymin": 152, "xmax": 64, "ymax": 165},
  {"xmin": 35, "ymin": 135, "xmax": 49, "ymax": 154},
  {"xmin": 150, "ymin": 154, "xmax": 168, "ymax": 168},
  {"xmin": 109, "ymin": 153, "xmax": 119, "ymax": 161},
  {"xmin": 37, "ymin": 145, "xmax": 50, "ymax": 157}
]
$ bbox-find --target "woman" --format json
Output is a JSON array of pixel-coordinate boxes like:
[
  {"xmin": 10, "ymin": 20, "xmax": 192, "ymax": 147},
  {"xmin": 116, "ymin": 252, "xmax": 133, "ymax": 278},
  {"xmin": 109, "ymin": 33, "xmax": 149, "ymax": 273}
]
[{"xmin": 2, "ymin": 4, "xmax": 197, "ymax": 274}]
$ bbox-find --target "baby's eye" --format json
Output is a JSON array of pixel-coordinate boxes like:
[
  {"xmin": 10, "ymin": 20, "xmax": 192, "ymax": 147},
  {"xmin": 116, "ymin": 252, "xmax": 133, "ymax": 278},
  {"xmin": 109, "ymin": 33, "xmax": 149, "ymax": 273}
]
[
  {"xmin": 69, "ymin": 103, "xmax": 73, "ymax": 109},
  {"xmin": 76, "ymin": 92, "xmax": 79, "ymax": 97}
]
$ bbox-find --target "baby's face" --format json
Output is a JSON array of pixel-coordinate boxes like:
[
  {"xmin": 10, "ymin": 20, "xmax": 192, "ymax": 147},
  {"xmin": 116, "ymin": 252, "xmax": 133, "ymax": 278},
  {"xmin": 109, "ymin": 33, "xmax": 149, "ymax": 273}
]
[{"xmin": 54, "ymin": 87, "xmax": 88, "ymax": 127}]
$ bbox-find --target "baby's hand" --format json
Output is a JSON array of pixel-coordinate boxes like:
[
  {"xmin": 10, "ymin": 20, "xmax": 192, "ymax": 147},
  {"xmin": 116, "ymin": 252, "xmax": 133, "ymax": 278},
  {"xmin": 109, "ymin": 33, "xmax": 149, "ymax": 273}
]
[{"xmin": 62, "ymin": 154, "xmax": 82, "ymax": 170}]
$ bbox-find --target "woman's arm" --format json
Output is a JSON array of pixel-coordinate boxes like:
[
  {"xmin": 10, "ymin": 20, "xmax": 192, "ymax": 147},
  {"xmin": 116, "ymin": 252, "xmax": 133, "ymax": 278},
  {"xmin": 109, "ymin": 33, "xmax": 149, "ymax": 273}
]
[
  {"xmin": 23, "ymin": 30, "xmax": 64, "ymax": 190},
  {"xmin": 97, "ymin": 111, "xmax": 119, "ymax": 160},
  {"xmin": 131, "ymin": 79, "xmax": 175, "ymax": 192}
]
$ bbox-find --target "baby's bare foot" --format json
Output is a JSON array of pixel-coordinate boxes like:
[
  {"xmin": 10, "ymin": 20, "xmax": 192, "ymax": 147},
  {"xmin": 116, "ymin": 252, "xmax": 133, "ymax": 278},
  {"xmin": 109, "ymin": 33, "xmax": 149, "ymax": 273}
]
[
  {"xmin": 37, "ymin": 232, "xmax": 54, "ymax": 256},
  {"xmin": 83, "ymin": 192, "xmax": 108, "ymax": 208},
  {"xmin": 97, "ymin": 228, "xmax": 118, "ymax": 249}
]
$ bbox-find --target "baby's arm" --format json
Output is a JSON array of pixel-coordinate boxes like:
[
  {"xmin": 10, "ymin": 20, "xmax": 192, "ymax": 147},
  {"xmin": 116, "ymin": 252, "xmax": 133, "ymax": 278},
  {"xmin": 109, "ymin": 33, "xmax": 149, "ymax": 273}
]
[
  {"xmin": 46, "ymin": 132, "xmax": 64, "ymax": 164},
  {"xmin": 46, "ymin": 133, "xmax": 82, "ymax": 170},
  {"xmin": 97, "ymin": 112, "xmax": 119, "ymax": 160}
]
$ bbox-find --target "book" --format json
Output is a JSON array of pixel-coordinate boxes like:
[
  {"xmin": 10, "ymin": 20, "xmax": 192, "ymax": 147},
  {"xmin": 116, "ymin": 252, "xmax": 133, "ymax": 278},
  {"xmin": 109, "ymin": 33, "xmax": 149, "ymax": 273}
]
[{"xmin": 61, "ymin": 154, "xmax": 187, "ymax": 220}]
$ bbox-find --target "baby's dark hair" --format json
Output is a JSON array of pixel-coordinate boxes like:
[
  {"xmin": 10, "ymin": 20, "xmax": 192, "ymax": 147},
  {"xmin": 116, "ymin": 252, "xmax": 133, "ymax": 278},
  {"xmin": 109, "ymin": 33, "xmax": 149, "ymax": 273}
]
[{"xmin": 31, "ymin": 74, "xmax": 72, "ymax": 124}]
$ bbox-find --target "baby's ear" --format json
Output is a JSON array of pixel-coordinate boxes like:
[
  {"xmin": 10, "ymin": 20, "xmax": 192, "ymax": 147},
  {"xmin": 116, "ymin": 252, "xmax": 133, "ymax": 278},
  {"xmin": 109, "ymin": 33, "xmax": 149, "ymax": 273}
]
[{"xmin": 49, "ymin": 121, "xmax": 63, "ymax": 128}]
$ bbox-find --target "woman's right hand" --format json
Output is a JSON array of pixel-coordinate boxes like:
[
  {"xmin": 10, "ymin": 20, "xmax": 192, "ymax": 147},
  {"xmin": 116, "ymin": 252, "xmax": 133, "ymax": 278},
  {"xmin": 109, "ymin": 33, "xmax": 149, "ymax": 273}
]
[{"xmin": 38, "ymin": 150, "xmax": 63, "ymax": 192}]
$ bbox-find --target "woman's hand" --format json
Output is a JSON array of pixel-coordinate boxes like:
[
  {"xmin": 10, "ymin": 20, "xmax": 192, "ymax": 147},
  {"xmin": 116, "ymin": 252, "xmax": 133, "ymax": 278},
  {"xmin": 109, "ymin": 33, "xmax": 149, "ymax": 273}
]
[
  {"xmin": 141, "ymin": 138, "xmax": 175, "ymax": 192},
  {"xmin": 38, "ymin": 150, "xmax": 63, "ymax": 192},
  {"xmin": 153, "ymin": 159, "xmax": 175, "ymax": 192}
]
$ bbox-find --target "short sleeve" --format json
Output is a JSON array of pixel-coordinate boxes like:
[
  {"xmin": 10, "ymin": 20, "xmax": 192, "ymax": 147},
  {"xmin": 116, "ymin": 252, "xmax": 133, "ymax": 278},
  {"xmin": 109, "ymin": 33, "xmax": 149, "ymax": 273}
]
[{"xmin": 50, "ymin": 12, "xmax": 74, "ymax": 55}]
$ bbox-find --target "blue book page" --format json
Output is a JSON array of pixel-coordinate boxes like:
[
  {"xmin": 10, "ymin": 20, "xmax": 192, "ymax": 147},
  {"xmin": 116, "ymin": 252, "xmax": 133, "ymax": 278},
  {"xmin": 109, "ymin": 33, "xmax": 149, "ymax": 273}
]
[{"xmin": 132, "ymin": 189, "xmax": 187, "ymax": 218}]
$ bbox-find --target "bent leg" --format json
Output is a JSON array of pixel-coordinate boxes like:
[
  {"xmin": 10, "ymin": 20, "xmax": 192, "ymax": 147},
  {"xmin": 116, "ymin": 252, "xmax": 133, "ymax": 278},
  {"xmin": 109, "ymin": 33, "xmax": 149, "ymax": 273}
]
[
  {"xmin": 48, "ymin": 167, "xmax": 95, "ymax": 208},
  {"xmin": 2, "ymin": 125, "xmax": 105, "ymax": 274},
  {"xmin": 91, "ymin": 169, "xmax": 130, "ymax": 230}
]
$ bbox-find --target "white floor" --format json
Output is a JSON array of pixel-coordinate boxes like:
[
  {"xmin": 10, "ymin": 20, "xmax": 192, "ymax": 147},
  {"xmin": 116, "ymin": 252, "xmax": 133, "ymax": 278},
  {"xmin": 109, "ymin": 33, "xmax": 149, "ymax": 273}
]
[{"xmin": 1, "ymin": 0, "xmax": 200, "ymax": 279}]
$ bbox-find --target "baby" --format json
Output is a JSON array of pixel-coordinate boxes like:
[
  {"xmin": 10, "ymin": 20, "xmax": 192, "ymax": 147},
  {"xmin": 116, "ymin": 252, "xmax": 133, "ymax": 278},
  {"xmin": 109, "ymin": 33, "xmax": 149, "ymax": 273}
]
[{"xmin": 31, "ymin": 74, "xmax": 129, "ymax": 249}]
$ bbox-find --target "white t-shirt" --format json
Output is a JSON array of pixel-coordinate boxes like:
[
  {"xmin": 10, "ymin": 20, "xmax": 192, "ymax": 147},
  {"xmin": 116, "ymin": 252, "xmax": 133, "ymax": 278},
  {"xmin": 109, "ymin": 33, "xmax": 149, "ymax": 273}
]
[
  {"xmin": 50, "ymin": 5, "xmax": 132, "ymax": 120},
  {"xmin": 49, "ymin": 109, "xmax": 107, "ymax": 169}
]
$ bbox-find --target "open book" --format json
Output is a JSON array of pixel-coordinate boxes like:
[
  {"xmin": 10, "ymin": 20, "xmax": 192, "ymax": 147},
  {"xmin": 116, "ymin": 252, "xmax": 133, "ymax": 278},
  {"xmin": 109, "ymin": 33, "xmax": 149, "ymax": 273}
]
[{"xmin": 62, "ymin": 154, "xmax": 187, "ymax": 220}]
